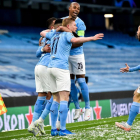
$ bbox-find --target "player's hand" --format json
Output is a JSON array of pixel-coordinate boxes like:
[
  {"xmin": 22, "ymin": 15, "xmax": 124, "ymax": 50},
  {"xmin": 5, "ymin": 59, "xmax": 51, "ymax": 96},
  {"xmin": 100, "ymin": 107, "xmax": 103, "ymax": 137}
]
[
  {"xmin": 42, "ymin": 44, "xmax": 51, "ymax": 53},
  {"xmin": 92, "ymin": 33, "xmax": 104, "ymax": 41},
  {"xmin": 120, "ymin": 63, "xmax": 130, "ymax": 73}
]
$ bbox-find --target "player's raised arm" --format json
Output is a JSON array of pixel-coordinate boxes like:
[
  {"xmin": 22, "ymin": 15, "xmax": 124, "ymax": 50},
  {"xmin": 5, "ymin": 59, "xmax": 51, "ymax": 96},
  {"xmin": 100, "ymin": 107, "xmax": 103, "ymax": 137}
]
[{"xmin": 71, "ymin": 33, "xmax": 104, "ymax": 44}]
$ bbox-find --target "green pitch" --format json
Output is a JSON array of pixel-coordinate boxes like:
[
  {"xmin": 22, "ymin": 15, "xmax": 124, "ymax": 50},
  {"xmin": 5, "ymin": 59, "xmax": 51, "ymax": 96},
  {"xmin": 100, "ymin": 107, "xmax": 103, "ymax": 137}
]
[{"xmin": 1, "ymin": 114, "xmax": 140, "ymax": 140}]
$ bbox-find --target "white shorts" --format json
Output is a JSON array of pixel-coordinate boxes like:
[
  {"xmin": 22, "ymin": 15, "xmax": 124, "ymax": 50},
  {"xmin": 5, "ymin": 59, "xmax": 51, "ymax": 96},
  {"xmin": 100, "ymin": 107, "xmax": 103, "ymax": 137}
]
[
  {"xmin": 35, "ymin": 65, "xmax": 50, "ymax": 92},
  {"xmin": 68, "ymin": 54, "xmax": 86, "ymax": 75},
  {"xmin": 47, "ymin": 68, "xmax": 71, "ymax": 93}
]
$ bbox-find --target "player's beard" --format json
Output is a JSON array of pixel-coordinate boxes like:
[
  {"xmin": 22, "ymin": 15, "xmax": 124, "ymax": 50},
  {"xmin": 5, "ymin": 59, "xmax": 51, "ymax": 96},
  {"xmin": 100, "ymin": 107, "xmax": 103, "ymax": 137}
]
[{"xmin": 72, "ymin": 15, "xmax": 77, "ymax": 20}]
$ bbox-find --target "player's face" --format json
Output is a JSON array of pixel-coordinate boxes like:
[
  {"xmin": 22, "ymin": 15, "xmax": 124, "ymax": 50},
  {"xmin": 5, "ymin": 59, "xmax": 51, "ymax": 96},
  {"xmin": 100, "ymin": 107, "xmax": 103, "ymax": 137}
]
[
  {"xmin": 69, "ymin": 21, "xmax": 77, "ymax": 32},
  {"xmin": 69, "ymin": 3, "xmax": 80, "ymax": 19}
]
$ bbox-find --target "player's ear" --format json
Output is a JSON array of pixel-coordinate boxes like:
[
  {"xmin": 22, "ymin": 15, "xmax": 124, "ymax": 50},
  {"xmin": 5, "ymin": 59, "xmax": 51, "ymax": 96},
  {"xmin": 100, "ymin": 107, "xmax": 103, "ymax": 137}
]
[
  {"xmin": 51, "ymin": 26, "xmax": 54, "ymax": 29},
  {"xmin": 67, "ymin": 24, "xmax": 69, "ymax": 29}
]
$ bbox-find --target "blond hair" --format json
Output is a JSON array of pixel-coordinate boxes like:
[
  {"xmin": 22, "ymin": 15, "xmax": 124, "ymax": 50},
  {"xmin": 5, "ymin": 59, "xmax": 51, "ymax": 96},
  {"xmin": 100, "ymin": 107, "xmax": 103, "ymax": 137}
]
[{"xmin": 62, "ymin": 18, "xmax": 75, "ymax": 27}]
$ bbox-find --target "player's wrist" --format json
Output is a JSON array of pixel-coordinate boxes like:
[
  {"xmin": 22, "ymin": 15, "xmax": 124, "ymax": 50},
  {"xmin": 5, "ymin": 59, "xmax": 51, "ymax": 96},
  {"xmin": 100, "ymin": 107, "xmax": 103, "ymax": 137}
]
[{"xmin": 41, "ymin": 47, "xmax": 44, "ymax": 52}]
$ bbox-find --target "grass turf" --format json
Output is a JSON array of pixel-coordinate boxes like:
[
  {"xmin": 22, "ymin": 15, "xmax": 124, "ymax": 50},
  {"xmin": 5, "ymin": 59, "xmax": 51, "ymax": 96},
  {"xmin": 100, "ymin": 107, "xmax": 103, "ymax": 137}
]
[{"xmin": 1, "ymin": 114, "xmax": 140, "ymax": 140}]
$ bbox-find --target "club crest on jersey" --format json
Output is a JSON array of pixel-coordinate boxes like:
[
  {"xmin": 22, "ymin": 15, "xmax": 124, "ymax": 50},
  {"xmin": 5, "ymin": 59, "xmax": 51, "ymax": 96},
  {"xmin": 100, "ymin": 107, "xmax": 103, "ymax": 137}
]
[{"xmin": 78, "ymin": 62, "xmax": 83, "ymax": 71}]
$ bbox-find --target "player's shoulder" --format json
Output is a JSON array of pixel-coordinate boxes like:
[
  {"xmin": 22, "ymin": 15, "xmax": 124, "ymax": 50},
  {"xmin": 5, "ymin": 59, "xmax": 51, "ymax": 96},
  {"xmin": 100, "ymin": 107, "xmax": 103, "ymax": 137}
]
[
  {"xmin": 61, "ymin": 32, "xmax": 74, "ymax": 40},
  {"xmin": 63, "ymin": 31, "xmax": 74, "ymax": 36},
  {"xmin": 76, "ymin": 17, "xmax": 86, "ymax": 30},
  {"xmin": 76, "ymin": 17, "xmax": 85, "ymax": 25},
  {"xmin": 61, "ymin": 16, "xmax": 69, "ymax": 19}
]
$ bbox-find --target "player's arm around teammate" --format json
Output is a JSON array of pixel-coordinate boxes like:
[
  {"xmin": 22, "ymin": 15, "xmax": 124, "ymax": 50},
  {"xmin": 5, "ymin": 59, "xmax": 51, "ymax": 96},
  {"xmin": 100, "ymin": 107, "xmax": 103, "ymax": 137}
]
[
  {"xmin": 44, "ymin": 18, "xmax": 104, "ymax": 136},
  {"xmin": 36, "ymin": 43, "xmax": 51, "ymax": 58},
  {"xmin": 63, "ymin": 2, "xmax": 102, "ymax": 121}
]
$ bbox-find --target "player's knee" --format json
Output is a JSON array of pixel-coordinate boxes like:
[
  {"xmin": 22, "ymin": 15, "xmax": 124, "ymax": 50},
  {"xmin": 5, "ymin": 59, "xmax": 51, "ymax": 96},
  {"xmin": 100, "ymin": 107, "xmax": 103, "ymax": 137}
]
[
  {"xmin": 60, "ymin": 94, "xmax": 69, "ymax": 101},
  {"xmin": 76, "ymin": 74, "xmax": 85, "ymax": 79},
  {"xmin": 133, "ymin": 90, "xmax": 140, "ymax": 103},
  {"xmin": 38, "ymin": 92, "xmax": 47, "ymax": 96},
  {"xmin": 46, "ymin": 92, "xmax": 52, "ymax": 100},
  {"xmin": 70, "ymin": 74, "xmax": 75, "ymax": 79},
  {"xmin": 52, "ymin": 92, "xmax": 59, "ymax": 102}
]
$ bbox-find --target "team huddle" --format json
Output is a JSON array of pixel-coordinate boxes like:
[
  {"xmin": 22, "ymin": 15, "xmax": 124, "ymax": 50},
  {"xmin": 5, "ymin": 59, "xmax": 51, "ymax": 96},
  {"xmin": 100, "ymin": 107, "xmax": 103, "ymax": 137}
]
[
  {"xmin": 27, "ymin": 2, "xmax": 103, "ymax": 136},
  {"xmin": 27, "ymin": 2, "xmax": 140, "ymax": 137}
]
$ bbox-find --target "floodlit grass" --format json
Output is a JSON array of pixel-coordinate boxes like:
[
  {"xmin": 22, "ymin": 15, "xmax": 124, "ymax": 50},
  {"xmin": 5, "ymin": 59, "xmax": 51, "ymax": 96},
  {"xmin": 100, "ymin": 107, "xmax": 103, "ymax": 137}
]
[{"xmin": 1, "ymin": 114, "xmax": 140, "ymax": 140}]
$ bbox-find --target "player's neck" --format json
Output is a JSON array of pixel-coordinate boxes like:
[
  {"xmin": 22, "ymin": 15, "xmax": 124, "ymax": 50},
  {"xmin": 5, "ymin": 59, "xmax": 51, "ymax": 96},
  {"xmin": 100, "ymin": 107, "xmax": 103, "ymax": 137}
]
[{"xmin": 68, "ymin": 15, "xmax": 77, "ymax": 20}]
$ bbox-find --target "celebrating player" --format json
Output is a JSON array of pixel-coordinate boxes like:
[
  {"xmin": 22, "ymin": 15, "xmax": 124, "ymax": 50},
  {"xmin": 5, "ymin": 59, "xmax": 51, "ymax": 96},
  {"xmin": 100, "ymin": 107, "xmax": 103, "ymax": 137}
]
[
  {"xmin": 62, "ymin": 2, "xmax": 91, "ymax": 121},
  {"xmin": 33, "ymin": 18, "xmax": 84, "ymax": 135},
  {"xmin": 115, "ymin": 26, "xmax": 140, "ymax": 131},
  {"xmin": 115, "ymin": 63, "xmax": 140, "ymax": 131},
  {"xmin": 40, "ymin": 18, "xmax": 103, "ymax": 136},
  {"xmin": 28, "ymin": 17, "xmax": 57, "ymax": 136}
]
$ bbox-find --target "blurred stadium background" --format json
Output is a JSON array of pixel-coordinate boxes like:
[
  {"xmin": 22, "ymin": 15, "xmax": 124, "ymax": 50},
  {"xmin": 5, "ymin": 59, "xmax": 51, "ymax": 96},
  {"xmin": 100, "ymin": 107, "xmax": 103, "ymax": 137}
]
[{"xmin": 0, "ymin": 0, "xmax": 140, "ymax": 132}]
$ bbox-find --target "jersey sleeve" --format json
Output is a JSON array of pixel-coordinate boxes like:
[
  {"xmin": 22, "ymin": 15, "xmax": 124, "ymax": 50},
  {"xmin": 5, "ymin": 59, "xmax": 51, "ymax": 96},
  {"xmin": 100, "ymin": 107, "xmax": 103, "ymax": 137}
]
[
  {"xmin": 129, "ymin": 65, "xmax": 140, "ymax": 72},
  {"xmin": 77, "ymin": 21, "xmax": 86, "ymax": 37},
  {"xmin": 45, "ymin": 30, "xmax": 56, "ymax": 40},
  {"xmin": 41, "ymin": 38, "xmax": 46, "ymax": 43},
  {"xmin": 66, "ymin": 32, "xmax": 75, "ymax": 43},
  {"xmin": 36, "ymin": 46, "xmax": 44, "ymax": 58}
]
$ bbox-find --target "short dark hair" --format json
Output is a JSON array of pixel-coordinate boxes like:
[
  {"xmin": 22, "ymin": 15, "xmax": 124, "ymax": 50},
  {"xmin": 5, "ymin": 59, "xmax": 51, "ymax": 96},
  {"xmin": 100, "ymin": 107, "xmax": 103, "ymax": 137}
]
[
  {"xmin": 55, "ymin": 18, "xmax": 63, "ymax": 25},
  {"xmin": 46, "ymin": 17, "xmax": 57, "ymax": 29}
]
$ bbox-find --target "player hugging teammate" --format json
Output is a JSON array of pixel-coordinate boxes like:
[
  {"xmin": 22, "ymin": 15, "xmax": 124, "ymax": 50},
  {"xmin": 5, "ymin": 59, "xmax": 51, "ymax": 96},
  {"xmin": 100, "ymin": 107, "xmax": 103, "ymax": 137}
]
[{"xmin": 28, "ymin": 2, "xmax": 104, "ymax": 137}]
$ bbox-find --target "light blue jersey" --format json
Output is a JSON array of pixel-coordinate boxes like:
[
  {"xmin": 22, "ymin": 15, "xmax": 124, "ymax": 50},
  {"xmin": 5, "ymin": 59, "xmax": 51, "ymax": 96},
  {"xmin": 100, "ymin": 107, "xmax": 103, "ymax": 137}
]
[
  {"xmin": 62, "ymin": 16, "xmax": 86, "ymax": 55},
  {"xmin": 36, "ymin": 38, "xmax": 51, "ymax": 67},
  {"xmin": 129, "ymin": 65, "xmax": 140, "ymax": 72},
  {"xmin": 45, "ymin": 30, "xmax": 75, "ymax": 70}
]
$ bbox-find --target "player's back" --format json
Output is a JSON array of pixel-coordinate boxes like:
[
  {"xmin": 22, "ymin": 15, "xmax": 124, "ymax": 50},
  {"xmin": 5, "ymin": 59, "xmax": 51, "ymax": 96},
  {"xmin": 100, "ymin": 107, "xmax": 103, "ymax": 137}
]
[{"xmin": 48, "ymin": 31, "xmax": 74, "ymax": 70}]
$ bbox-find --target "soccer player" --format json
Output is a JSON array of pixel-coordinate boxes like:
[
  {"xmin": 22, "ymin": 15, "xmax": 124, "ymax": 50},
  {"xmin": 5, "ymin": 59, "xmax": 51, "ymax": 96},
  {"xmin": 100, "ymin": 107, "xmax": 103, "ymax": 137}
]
[
  {"xmin": 33, "ymin": 18, "xmax": 81, "ymax": 135},
  {"xmin": 28, "ymin": 17, "xmax": 57, "ymax": 136},
  {"xmin": 115, "ymin": 26, "xmax": 140, "ymax": 131},
  {"xmin": 115, "ymin": 63, "xmax": 140, "ymax": 131},
  {"xmin": 62, "ymin": 2, "xmax": 91, "ymax": 121},
  {"xmin": 40, "ymin": 18, "xmax": 103, "ymax": 136},
  {"xmin": 34, "ymin": 18, "xmax": 84, "ymax": 135}
]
